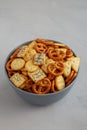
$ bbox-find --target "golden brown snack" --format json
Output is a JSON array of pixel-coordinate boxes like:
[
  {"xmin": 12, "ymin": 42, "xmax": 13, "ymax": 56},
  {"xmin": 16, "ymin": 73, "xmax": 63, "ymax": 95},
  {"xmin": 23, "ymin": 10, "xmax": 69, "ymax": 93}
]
[
  {"xmin": 71, "ymin": 57, "xmax": 80, "ymax": 72},
  {"xmin": 28, "ymin": 41, "xmax": 37, "ymax": 49},
  {"xmin": 33, "ymin": 53, "xmax": 45, "ymax": 65},
  {"xmin": 6, "ymin": 59, "xmax": 13, "ymax": 71},
  {"xmin": 41, "ymin": 58, "xmax": 55, "ymax": 73},
  {"xmin": 17, "ymin": 45, "xmax": 29, "ymax": 58},
  {"xmin": 34, "ymin": 42, "xmax": 47, "ymax": 53},
  {"xmin": 28, "ymin": 68, "xmax": 46, "ymax": 82},
  {"xmin": 55, "ymin": 75, "xmax": 65, "ymax": 90},
  {"xmin": 63, "ymin": 61, "xmax": 72, "ymax": 77},
  {"xmin": 65, "ymin": 70, "xmax": 77, "ymax": 86},
  {"xmin": 47, "ymin": 61, "xmax": 64, "ymax": 76},
  {"xmin": 25, "ymin": 60, "xmax": 39, "ymax": 72},
  {"xmin": 11, "ymin": 58, "xmax": 25, "ymax": 70},
  {"xmin": 6, "ymin": 38, "xmax": 80, "ymax": 94},
  {"xmin": 10, "ymin": 73, "xmax": 26, "ymax": 88},
  {"xmin": 24, "ymin": 49, "xmax": 36, "ymax": 61},
  {"xmin": 51, "ymin": 80, "xmax": 58, "ymax": 92},
  {"xmin": 32, "ymin": 78, "xmax": 51, "ymax": 94}
]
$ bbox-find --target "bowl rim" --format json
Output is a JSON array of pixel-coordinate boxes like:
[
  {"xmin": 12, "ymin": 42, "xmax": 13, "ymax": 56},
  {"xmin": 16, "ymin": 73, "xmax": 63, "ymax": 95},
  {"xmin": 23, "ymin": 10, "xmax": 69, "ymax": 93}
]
[{"xmin": 4, "ymin": 39, "xmax": 79, "ymax": 96}]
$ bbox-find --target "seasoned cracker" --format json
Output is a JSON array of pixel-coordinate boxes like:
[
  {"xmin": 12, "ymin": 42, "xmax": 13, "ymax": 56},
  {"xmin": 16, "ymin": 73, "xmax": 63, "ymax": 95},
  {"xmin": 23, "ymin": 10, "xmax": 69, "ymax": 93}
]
[
  {"xmin": 17, "ymin": 45, "xmax": 29, "ymax": 58},
  {"xmin": 10, "ymin": 73, "xmax": 26, "ymax": 88},
  {"xmin": 24, "ymin": 49, "xmax": 37, "ymax": 61},
  {"xmin": 28, "ymin": 69, "xmax": 46, "ymax": 82},
  {"xmin": 34, "ymin": 53, "xmax": 45, "ymax": 65}
]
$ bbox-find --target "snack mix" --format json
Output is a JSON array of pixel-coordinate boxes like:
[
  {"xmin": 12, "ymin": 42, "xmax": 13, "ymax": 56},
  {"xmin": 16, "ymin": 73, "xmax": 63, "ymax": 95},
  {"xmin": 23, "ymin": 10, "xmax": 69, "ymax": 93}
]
[{"xmin": 6, "ymin": 38, "xmax": 80, "ymax": 94}]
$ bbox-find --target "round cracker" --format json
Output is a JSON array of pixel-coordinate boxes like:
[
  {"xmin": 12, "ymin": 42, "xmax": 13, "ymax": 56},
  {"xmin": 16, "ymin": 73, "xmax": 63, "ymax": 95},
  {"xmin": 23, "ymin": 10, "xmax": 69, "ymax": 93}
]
[
  {"xmin": 25, "ymin": 60, "xmax": 39, "ymax": 72},
  {"xmin": 55, "ymin": 75, "xmax": 65, "ymax": 90},
  {"xmin": 11, "ymin": 58, "xmax": 25, "ymax": 70}
]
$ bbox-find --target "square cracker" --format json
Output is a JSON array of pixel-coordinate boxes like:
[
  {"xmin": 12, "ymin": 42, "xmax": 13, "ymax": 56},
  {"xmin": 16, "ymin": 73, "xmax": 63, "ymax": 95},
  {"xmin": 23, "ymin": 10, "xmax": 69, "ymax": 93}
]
[
  {"xmin": 17, "ymin": 45, "xmax": 29, "ymax": 58},
  {"xmin": 68, "ymin": 57, "xmax": 80, "ymax": 72},
  {"xmin": 10, "ymin": 73, "xmax": 26, "ymax": 88},
  {"xmin": 33, "ymin": 53, "xmax": 45, "ymax": 65},
  {"xmin": 28, "ymin": 69, "xmax": 46, "ymax": 82}
]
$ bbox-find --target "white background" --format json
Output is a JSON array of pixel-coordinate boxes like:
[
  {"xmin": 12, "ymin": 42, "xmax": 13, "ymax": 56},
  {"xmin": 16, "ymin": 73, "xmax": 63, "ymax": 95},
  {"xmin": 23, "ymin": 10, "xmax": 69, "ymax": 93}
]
[{"xmin": 0, "ymin": 0, "xmax": 87, "ymax": 130}]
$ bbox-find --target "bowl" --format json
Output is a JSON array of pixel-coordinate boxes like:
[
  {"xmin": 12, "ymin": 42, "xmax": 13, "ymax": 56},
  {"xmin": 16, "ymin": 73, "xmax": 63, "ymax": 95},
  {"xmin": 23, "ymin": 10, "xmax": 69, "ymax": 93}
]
[{"xmin": 5, "ymin": 40, "xmax": 79, "ymax": 106}]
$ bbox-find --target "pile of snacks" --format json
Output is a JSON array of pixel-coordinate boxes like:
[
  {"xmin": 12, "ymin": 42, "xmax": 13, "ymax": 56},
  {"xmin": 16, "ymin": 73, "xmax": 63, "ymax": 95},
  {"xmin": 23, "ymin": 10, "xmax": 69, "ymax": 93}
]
[{"xmin": 6, "ymin": 38, "xmax": 80, "ymax": 94}]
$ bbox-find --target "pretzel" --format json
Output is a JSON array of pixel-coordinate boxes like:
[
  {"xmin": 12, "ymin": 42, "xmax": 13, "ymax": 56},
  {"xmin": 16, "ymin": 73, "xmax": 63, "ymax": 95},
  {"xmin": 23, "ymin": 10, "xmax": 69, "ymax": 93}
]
[
  {"xmin": 35, "ymin": 38, "xmax": 54, "ymax": 46},
  {"xmin": 21, "ymin": 67, "xmax": 28, "ymax": 76},
  {"xmin": 6, "ymin": 59, "xmax": 13, "ymax": 71},
  {"xmin": 48, "ymin": 48, "xmax": 59, "ymax": 60},
  {"xmin": 34, "ymin": 43, "xmax": 47, "ymax": 53},
  {"xmin": 23, "ymin": 79, "xmax": 34, "ymax": 92},
  {"xmin": 58, "ymin": 49, "xmax": 66, "ymax": 60},
  {"xmin": 47, "ymin": 61, "xmax": 64, "ymax": 76},
  {"xmin": 51, "ymin": 80, "xmax": 58, "ymax": 92},
  {"xmin": 46, "ymin": 46, "xmax": 54, "ymax": 55},
  {"xmin": 66, "ymin": 49, "xmax": 73, "ymax": 58},
  {"xmin": 65, "ymin": 70, "xmax": 77, "ymax": 86},
  {"xmin": 47, "ymin": 73, "xmax": 55, "ymax": 80},
  {"xmin": 32, "ymin": 78, "xmax": 51, "ymax": 94},
  {"xmin": 10, "ymin": 47, "xmax": 21, "ymax": 59},
  {"xmin": 8, "ymin": 71, "xmax": 16, "ymax": 78}
]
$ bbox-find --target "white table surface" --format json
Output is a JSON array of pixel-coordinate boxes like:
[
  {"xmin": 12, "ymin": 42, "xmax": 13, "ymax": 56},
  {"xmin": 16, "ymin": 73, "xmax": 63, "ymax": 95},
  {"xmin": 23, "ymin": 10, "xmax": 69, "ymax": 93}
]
[{"xmin": 0, "ymin": 0, "xmax": 87, "ymax": 130}]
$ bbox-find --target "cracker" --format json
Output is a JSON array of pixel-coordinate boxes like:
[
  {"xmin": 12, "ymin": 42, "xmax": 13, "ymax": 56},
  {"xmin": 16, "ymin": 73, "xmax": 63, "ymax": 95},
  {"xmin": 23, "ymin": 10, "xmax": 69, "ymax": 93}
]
[
  {"xmin": 33, "ymin": 53, "xmax": 45, "ymax": 65},
  {"xmin": 28, "ymin": 69, "xmax": 46, "ymax": 82},
  {"xmin": 54, "ymin": 43, "xmax": 66, "ymax": 47},
  {"xmin": 63, "ymin": 61, "xmax": 72, "ymax": 77},
  {"xmin": 55, "ymin": 75, "xmax": 65, "ymax": 90},
  {"xmin": 24, "ymin": 49, "xmax": 37, "ymax": 61},
  {"xmin": 17, "ymin": 45, "xmax": 29, "ymax": 58},
  {"xmin": 68, "ymin": 57, "xmax": 80, "ymax": 72},
  {"xmin": 11, "ymin": 58, "xmax": 25, "ymax": 70},
  {"xmin": 28, "ymin": 41, "xmax": 37, "ymax": 49},
  {"xmin": 25, "ymin": 60, "xmax": 39, "ymax": 72},
  {"xmin": 10, "ymin": 73, "xmax": 26, "ymax": 88},
  {"xmin": 58, "ymin": 48, "xmax": 67, "ymax": 53},
  {"xmin": 41, "ymin": 58, "xmax": 55, "ymax": 73}
]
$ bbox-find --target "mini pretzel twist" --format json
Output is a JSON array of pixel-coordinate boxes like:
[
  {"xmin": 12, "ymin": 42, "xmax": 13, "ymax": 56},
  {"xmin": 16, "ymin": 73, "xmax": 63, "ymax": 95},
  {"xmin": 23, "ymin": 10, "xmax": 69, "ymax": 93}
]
[
  {"xmin": 65, "ymin": 70, "xmax": 77, "ymax": 86},
  {"xmin": 47, "ymin": 61, "xmax": 64, "ymax": 76},
  {"xmin": 48, "ymin": 49, "xmax": 59, "ymax": 60},
  {"xmin": 66, "ymin": 49, "xmax": 73, "ymax": 58},
  {"xmin": 10, "ymin": 47, "xmax": 21, "ymax": 59},
  {"xmin": 6, "ymin": 59, "xmax": 13, "ymax": 71},
  {"xmin": 23, "ymin": 79, "xmax": 35, "ymax": 92},
  {"xmin": 35, "ymin": 38, "xmax": 54, "ymax": 46},
  {"xmin": 34, "ymin": 43, "xmax": 47, "ymax": 53},
  {"xmin": 32, "ymin": 78, "xmax": 51, "ymax": 94},
  {"xmin": 51, "ymin": 80, "xmax": 58, "ymax": 92}
]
